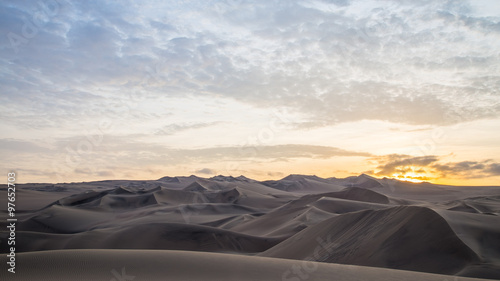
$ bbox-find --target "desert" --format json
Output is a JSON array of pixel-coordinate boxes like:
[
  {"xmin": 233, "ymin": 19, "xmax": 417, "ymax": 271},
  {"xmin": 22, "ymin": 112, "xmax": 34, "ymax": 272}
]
[{"xmin": 1, "ymin": 174, "xmax": 500, "ymax": 280}]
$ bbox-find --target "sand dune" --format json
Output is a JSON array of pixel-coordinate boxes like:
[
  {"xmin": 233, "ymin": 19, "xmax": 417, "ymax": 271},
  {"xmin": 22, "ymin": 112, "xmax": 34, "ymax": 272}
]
[
  {"xmin": 262, "ymin": 176, "xmax": 346, "ymax": 193},
  {"xmin": 323, "ymin": 186, "xmax": 390, "ymax": 204},
  {"xmin": 261, "ymin": 206, "xmax": 480, "ymax": 275},
  {"xmin": 9, "ymin": 222, "xmax": 283, "ymax": 254},
  {"xmin": 1, "ymin": 174, "xmax": 499, "ymax": 280},
  {"xmin": 0, "ymin": 249, "xmax": 495, "ymax": 281},
  {"xmin": 434, "ymin": 209, "xmax": 500, "ymax": 262}
]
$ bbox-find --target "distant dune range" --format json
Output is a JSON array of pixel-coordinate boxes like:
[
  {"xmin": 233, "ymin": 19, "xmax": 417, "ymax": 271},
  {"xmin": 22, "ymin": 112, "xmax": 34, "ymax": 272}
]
[{"xmin": 1, "ymin": 174, "xmax": 500, "ymax": 280}]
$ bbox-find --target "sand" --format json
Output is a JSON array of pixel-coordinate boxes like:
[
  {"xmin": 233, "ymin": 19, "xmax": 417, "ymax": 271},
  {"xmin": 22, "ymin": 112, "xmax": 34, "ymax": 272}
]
[
  {"xmin": 1, "ymin": 174, "xmax": 499, "ymax": 280},
  {"xmin": 0, "ymin": 249, "xmax": 496, "ymax": 281}
]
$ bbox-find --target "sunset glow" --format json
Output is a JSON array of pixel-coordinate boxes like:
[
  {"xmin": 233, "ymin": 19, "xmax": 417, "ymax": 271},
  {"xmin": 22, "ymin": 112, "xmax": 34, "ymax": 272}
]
[
  {"xmin": 1, "ymin": 0, "xmax": 499, "ymax": 185},
  {"xmin": 391, "ymin": 173, "xmax": 428, "ymax": 183},
  {"xmin": 3, "ymin": 2, "xmax": 500, "ymax": 281}
]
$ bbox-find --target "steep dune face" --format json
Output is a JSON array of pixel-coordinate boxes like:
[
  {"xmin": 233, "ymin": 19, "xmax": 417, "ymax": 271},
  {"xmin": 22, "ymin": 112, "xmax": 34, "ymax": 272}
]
[
  {"xmin": 153, "ymin": 188, "xmax": 241, "ymax": 205},
  {"xmin": 2, "ymin": 189, "xmax": 80, "ymax": 211},
  {"xmin": 57, "ymin": 190, "xmax": 109, "ymax": 207},
  {"xmin": 261, "ymin": 206, "xmax": 480, "ymax": 275},
  {"xmin": 324, "ymin": 186, "xmax": 390, "ymax": 204},
  {"xmin": 99, "ymin": 192, "xmax": 158, "ymax": 209},
  {"xmin": 182, "ymin": 181, "xmax": 209, "ymax": 192},
  {"xmin": 262, "ymin": 177, "xmax": 345, "ymax": 193},
  {"xmin": 52, "ymin": 182, "xmax": 244, "ymax": 209},
  {"xmin": 57, "ymin": 186, "xmax": 160, "ymax": 208},
  {"xmin": 258, "ymin": 186, "xmax": 391, "ymax": 214},
  {"xmin": 329, "ymin": 174, "xmax": 386, "ymax": 189},
  {"xmin": 434, "ymin": 209, "xmax": 500, "ymax": 262},
  {"xmin": 17, "ymin": 205, "xmax": 119, "ymax": 234},
  {"xmin": 228, "ymin": 187, "xmax": 390, "ymax": 237},
  {"xmin": 310, "ymin": 196, "xmax": 389, "ymax": 214}
]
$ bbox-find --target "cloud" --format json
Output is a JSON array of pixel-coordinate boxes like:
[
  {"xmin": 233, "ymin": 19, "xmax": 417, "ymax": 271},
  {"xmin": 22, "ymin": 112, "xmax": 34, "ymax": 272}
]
[
  {"xmin": 1, "ymin": 134, "xmax": 371, "ymax": 181},
  {"xmin": 0, "ymin": 139, "xmax": 52, "ymax": 153},
  {"xmin": 194, "ymin": 168, "xmax": 217, "ymax": 175},
  {"xmin": 267, "ymin": 171, "xmax": 284, "ymax": 177},
  {"xmin": 370, "ymin": 154, "xmax": 500, "ymax": 180},
  {"xmin": 173, "ymin": 144, "xmax": 371, "ymax": 161},
  {"xmin": 74, "ymin": 168, "xmax": 114, "ymax": 178},
  {"xmin": 93, "ymin": 143, "xmax": 369, "ymax": 165},
  {"xmin": 432, "ymin": 160, "xmax": 500, "ymax": 179},
  {"xmin": 370, "ymin": 154, "xmax": 439, "ymax": 176},
  {"xmin": 154, "ymin": 122, "xmax": 220, "ymax": 136},
  {"xmin": 1, "ymin": 1, "xmax": 500, "ymax": 184},
  {"xmin": 1, "ymin": 0, "xmax": 499, "ymax": 133},
  {"xmin": 486, "ymin": 163, "xmax": 500, "ymax": 176},
  {"xmin": 97, "ymin": 171, "xmax": 114, "ymax": 177}
]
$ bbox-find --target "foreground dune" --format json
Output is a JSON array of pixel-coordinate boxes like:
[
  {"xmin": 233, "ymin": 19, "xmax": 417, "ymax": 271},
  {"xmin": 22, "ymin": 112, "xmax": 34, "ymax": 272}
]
[{"xmin": 0, "ymin": 249, "xmax": 495, "ymax": 281}]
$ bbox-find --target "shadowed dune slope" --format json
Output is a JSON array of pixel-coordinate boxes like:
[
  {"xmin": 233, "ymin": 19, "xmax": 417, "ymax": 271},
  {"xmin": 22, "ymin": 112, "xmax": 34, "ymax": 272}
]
[
  {"xmin": 434, "ymin": 209, "xmax": 500, "ymax": 262},
  {"xmin": 3, "ymin": 223, "xmax": 284, "ymax": 254},
  {"xmin": 323, "ymin": 186, "xmax": 390, "ymax": 204},
  {"xmin": 261, "ymin": 206, "xmax": 481, "ymax": 276}
]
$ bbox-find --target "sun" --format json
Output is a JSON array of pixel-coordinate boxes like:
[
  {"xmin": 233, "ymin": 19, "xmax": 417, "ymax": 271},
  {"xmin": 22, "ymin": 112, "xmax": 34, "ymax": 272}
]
[{"xmin": 391, "ymin": 171, "xmax": 428, "ymax": 183}]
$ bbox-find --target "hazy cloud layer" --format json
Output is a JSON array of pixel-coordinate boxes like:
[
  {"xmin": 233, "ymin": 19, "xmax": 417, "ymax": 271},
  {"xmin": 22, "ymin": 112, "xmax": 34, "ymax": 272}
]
[
  {"xmin": 2, "ymin": 135, "xmax": 498, "ymax": 182},
  {"xmin": 0, "ymin": 137, "xmax": 370, "ymax": 180}
]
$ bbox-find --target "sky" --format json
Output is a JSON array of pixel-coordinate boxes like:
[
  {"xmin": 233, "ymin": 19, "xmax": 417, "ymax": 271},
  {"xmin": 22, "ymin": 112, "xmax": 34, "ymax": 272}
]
[{"xmin": 1, "ymin": 0, "xmax": 499, "ymax": 185}]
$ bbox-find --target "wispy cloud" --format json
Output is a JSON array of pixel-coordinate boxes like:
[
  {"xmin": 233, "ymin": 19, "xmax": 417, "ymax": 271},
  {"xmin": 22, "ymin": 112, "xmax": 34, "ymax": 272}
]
[
  {"xmin": 154, "ymin": 122, "xmax": 221, "ymax": 136},
  {"xmin": 0, "ymin": 139, "xmax": 52, "ymax": 153}
]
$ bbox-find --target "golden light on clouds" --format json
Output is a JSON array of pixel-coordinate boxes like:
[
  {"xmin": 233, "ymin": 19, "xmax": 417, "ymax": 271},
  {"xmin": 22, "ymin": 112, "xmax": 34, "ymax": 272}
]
[{"xmin": 390, "ymin": 171, "xmax": 431, "ymax": 183}]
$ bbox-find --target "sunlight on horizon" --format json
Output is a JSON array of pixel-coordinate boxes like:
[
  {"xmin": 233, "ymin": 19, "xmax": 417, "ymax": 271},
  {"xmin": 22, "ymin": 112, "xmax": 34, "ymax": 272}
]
[{"xmin": 1, "ymin": 0, "xmax": 499, "ymax": 186}]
